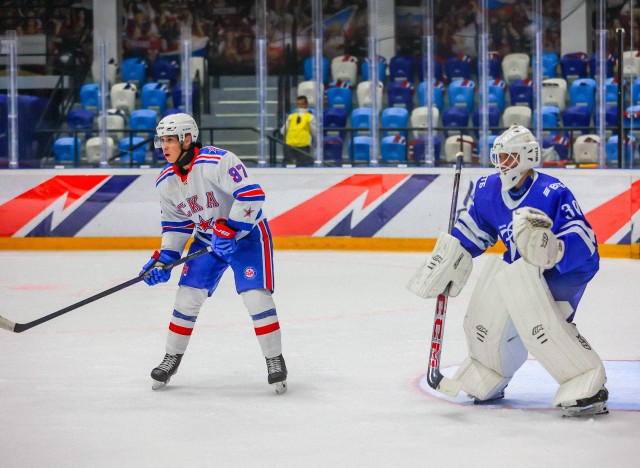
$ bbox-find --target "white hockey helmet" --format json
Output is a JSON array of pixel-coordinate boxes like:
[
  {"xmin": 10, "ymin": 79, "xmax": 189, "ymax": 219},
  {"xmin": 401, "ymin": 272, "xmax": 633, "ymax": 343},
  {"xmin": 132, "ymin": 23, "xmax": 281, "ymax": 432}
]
[
  {"xmin": 154, "ymin": 113, "xmax": 199, "ymax": 148},
  {"xmin": 490, "ymin": 125, "xmax": 541, "ymax": 190}
]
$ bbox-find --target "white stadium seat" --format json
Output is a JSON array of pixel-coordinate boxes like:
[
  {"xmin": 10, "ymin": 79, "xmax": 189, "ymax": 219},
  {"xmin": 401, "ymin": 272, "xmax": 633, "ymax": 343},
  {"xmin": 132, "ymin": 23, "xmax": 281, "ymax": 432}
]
[{"xmin": 502, "ymin": 105, "xmax": 532, "ymax": 127}]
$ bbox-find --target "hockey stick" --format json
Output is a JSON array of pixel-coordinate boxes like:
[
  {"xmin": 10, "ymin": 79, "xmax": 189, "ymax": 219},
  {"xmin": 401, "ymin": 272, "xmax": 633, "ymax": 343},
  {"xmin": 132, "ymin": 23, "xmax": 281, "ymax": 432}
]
[
  {"xmin": 0, "ymin": 246, "xmax": 212, "ymax": 333},
  {"xmin": 426, "ymin": 153, "xmax": 464, "ymax": 397}
]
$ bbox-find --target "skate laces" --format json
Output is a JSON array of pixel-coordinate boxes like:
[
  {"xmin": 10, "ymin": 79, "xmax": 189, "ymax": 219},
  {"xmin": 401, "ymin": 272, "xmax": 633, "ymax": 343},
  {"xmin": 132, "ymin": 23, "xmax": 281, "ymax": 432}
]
[
  {"xmin": 158, "ymin": 354, "xmax": 178, "ymax": 372},
  {"xmin": 267, "ymin": 356, "xmax": 283, "ymax": 374}
]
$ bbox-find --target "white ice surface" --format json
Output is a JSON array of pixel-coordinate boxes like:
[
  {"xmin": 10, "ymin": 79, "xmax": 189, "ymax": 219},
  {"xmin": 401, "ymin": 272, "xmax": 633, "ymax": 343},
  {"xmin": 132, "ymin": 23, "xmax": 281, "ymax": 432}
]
[{"xmin": 0, "ymin": 250, "xmax": 638, "ymax": 467}]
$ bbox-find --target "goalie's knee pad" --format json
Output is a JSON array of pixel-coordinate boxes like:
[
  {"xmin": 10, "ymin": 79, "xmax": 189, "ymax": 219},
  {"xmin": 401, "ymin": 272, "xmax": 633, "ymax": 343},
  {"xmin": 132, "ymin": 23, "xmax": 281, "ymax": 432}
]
[
  {"xmin": 496, "ymin": 259, "xmax": 606, "ymax": 407},
  {"xmin": 453, "ymin": 255, "xmax": 528, "ymax": 400}
]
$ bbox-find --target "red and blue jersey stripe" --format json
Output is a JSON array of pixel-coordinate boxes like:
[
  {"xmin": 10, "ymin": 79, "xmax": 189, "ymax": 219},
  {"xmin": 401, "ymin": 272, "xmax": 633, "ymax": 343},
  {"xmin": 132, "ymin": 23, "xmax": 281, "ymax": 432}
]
[
  {"xmin": 233, "ymin": 184, "xmax": 265, "ymax": 202},
  {"xmin": 161, "ymin": 219, "xmax": 195, "ymax": 234}
]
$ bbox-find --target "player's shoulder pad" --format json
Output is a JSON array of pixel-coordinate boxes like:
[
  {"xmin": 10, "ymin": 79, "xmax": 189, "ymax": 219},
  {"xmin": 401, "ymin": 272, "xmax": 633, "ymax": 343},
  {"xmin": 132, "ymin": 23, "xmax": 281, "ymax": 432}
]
[
  {"xmin": 199, "ymin": 145, "xmax": 229, "ymax": 156},
  {"xmin": 535, "ymin": 172, "xmax": 567, "ymax": 197},
  {"xmin": 156, "ymin": 162, "xmax": 176, "ymax": 186},
  {"xmin": 194, "ymin": 146, "xmax": 230, "ymax": 167},
  {"xmin": 475, "ymin": 173, "xmax": 500, "ymax": 192}
]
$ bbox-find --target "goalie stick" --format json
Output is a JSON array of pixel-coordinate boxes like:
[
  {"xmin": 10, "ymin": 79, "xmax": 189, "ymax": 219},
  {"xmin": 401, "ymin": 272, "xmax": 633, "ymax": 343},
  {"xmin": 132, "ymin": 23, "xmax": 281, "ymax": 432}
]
[
  {"xmin": 0, "ymin": 246, "xmax": 212, "ymax": 333},
  {"xmin": 426, "ymin": 153, "xmax": 464, "ymax": 397}
]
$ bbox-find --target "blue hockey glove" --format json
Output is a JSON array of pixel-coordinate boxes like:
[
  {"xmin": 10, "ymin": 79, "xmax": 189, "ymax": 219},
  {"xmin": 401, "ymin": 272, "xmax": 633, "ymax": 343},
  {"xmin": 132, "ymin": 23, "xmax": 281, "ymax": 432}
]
[
  {"xmin": 211, "ymin": 219, "xmax": 238, "ymax": 257},
  {"xmin": 140, "ymin": 250, "xmax": 181, "ymax": 286}
]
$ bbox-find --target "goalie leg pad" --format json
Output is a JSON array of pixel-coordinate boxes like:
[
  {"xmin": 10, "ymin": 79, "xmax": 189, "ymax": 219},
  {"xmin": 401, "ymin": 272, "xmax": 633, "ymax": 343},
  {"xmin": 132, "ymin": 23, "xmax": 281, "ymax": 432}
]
[
  {"xmin": 166, "ymin": 286, "xmax": 208, "ymax": 355},
  {"xmin": 453, "ymin": 255, "xmax": 528, "ymax": 400},
  {"xmin": 496, "ymin": 259, "xmax": 606, "ymax": 407}
]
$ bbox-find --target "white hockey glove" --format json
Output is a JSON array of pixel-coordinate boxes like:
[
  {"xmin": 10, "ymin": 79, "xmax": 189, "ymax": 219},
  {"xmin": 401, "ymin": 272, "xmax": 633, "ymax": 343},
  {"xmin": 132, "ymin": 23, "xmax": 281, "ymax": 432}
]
[
  {"xmin": 407, "ymin": 232, "xmax": 473, "ymax": 299},
  {"xmin": 512, "ymin": 207, "xmax": 564, "ymax": 269}
]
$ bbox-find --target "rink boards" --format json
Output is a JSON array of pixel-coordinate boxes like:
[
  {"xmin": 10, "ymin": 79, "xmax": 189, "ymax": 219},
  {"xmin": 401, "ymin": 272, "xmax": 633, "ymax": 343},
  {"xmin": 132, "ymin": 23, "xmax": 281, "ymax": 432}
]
[{"xmin": 0, "ymin": 167, "xmax": 639, "ymax": 257}]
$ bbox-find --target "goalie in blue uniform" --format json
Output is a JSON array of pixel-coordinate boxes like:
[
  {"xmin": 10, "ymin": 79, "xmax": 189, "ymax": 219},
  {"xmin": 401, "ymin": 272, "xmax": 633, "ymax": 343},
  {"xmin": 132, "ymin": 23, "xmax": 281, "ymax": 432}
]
[{"xmin": 408, "ymin": 125, "xmax": 608, "ymax": 417}]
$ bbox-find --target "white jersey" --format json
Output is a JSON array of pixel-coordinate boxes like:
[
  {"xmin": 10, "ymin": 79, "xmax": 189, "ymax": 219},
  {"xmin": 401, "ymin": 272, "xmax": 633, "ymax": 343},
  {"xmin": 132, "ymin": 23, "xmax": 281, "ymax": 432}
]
[{"xmin": 155, "ymin": 145, "xmax": 266, "ymax": 254}]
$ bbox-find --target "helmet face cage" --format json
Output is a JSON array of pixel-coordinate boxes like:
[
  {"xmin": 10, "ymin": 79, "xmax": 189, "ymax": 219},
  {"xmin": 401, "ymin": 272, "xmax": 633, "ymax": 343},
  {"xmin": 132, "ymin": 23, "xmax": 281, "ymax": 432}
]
[
  {"xmin": 490, "ymin": 125, "xmax": 540, "ymax": 190},
  {"xmin": 154, "ymin": 113, "xmax": 199, "ymax": 149}
]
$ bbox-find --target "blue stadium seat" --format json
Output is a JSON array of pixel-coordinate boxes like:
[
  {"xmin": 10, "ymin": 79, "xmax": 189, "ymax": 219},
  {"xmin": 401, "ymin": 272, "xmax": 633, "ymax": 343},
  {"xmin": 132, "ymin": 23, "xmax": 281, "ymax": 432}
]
[
  {"xmin": 569, "ymin": 78, "xmax": 596, "ymax": 112},
  {"xmin": 118, "ymin": 136, "xmax": 147, "ymax": 165},
  {"xmin": 389, "ymin": 54, "xmax": 414, "ymax": 82},
  {"xmin": 477, "ymin": 52, "xmax": 502, "ymax": 80},
  {"xmin": 562, "ymin": 105, "xmax": 592, "ymax": 134},
  {"xmin": 15, "ymin": 95, "xmax": 48, "ymax": 163},
  {"xmin": 381, "ymin": 135, "xmax": 407, "ymax": 162},
  {"xmin": 381, "ymin": 107, "xmax": 409, "ymax": 137},
  {"xmin": 66, "ymin": 109, "xmax": 94, "ymax": 139},
  {"xmin": 326, "ymin": 87, "xmax": 353, "ymax": 114},
  {"xmin": 121, "ymin": 57, "xmax": 147, "ymax": 86},
  {"xmin": 162, "ymin": 107, "xmax": 182, "ymax": 118},
  {"xmin": 411, "ymin": 136, "xmax": 441, "ymax": 164},
  {"xmin": 53, "ymin": 136, "xmax": 81, "ymax": 164},
  {"xmin": 304, "ymin": 56, "xmax": 330, "ymax": 84},
  {"xmin": 632, "ymin": 78, "xmax": 640, "ymax": 106},
  {"xmin": 542, "ymin": 134, "xmax": 571, "ymax": 159},
  {"xmin": 360, "ymin": 55, "xmax": 387, "ymax": 83},
  {"xmin": 536, "ymin": 105, "xmax": 561, "ymax": 136},
  {"xmin": 130, "ymin": 109, "xmax": 158, "ymax": 137},
  {"xmin": 486, "ymin": 79, "xmax": 507, "ymax": 112},
  {"xmin": 348, "ymin": 135, "xmax": 372, "ymax": 162},
  {"xmin": 590, "ymin": 53, "xmax": 615, "ymax": 78},
  {"xmin": 80, "ymin": 83, "xmax": 100, "ymax": 112},
  {"xmin": 593, "ymin": 104, "xmax": 617, "ymax": 129},
  {"xmin": 472, "ymin": 107, "xmax": 500, "ymax": 137},
  {"xmin": 543, "ymin": 52, "xmax": 559, "ymax": 78},
  {"xmin": 509, "ymin": 79, "xmax": 534, "ymax": 108},
  {"xmin": 445, "ymin": 54, "xmax": 473, "ymax": 81},
  {"xmin": 141, "ymin": 82, "xmax": 170, "ymax": 115},
  {"xmin": 351, "ymin": 107, "xmax": 374, "ymax": 136},
  {"xmin": 151, "ymin": 58, "xmax": 180, "ymax": 85},
  {"xmin": 560, "ymin": 52, "xmax": 588, "ymax": 83},
  {"xmin": 0, "ymin": 94, "xmax": 7, "ymax": 159},
  {"xmin": 441, "ymin": 106, "xmax": 469, "ymax": 136},
  {"xmin": 606, "ymin": 135, "xmax": 636, "ymax": 166},
  {"xmin": 172, "ymin": 82, "xmax": 199, "ymax": 110},
  {"xmin": 606, "ymin": 77, "xmax": 624, "ymax": 106},
  {"xmin": 387, "ymin": 81, "xmax": 415, "ymax": 111},
  {"xmin": 323, "ymin": 136, "xmax": 343, "ymax": 163},
  {"xmin": 417, "ymin": 80, "xmax": 444, "ymax": 111},
  {"xmin": 448, "ymin": 79, "xmax": 475, "ymax": 113},
  {"xmin": 478, "ymin": 134, "xmax": 499, "ymax": 155},
  {"xmin": 323, "ymin": 107, "xmax": 348, "ymax": 138},
  {"xmin": 417, "ymin": 56, "xmax": 444, "ymax": 82}
]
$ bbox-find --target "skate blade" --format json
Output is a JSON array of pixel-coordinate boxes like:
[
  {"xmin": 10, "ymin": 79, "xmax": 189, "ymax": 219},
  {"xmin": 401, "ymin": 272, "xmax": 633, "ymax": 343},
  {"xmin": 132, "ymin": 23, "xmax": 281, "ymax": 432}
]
[
  {"xmin": 273, "ymin": 380, "xmax": 287, "ymax": 394},
  {"xmin": 562, "ymin": 402, "xmax": 609, "ymax": 418},
  {"xmin": 152, "ymin": 377, "xmax": 170, "ymax": 391}
]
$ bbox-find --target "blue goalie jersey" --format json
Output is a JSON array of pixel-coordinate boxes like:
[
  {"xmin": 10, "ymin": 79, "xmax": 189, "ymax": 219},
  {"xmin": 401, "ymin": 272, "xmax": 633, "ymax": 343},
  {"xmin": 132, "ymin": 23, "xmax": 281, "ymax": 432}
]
[{"xmin": 451, "ymin": 171, "xmax": 599, "ymax": 319}]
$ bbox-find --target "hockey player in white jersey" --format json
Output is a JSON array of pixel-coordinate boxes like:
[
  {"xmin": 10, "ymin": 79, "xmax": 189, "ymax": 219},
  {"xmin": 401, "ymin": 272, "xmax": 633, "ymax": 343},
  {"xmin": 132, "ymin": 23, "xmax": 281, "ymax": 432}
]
[
  {"xmin": 140, "ymin": 113, "xmax": 287, "ymax": 394},
  {"xmin": 408, "ymin": 125, "xmax": 608, "ymax": 417}
]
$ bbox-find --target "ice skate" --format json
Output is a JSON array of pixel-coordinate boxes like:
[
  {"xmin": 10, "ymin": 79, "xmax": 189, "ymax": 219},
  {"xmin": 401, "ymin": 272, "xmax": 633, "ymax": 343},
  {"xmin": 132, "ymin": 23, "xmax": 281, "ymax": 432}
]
[
  {"xmin": 472, "ymin": 390, "xmax": 505, "ymax": 405},
  {"xmin": 151, "ymin": 353, "xmax": 183, "ymax": 390},
  {"xmin": 266, "ymin": 354, "xmax": 288, "ymax": 394},
  {"xmin": 561, "ymin": 387, "xmax": 609, "ymax": 418}
]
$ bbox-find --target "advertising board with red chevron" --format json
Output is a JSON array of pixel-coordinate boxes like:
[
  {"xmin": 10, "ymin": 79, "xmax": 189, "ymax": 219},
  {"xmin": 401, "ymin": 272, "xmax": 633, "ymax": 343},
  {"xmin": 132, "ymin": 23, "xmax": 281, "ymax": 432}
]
[{"xmin": 0, "ymin": 168, "xmax": 638, "ymax": 257}]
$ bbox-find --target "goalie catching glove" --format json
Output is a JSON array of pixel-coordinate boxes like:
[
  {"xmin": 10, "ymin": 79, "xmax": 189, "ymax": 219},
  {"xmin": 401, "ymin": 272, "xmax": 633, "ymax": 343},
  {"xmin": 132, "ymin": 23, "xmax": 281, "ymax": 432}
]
[
  {"xmin": 407, "ymin": 232, "xmax": 473, "ymax": 299},
  {"xmin": 512, "ymin": 207, "xmax": 564, "ymax": 269}
]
